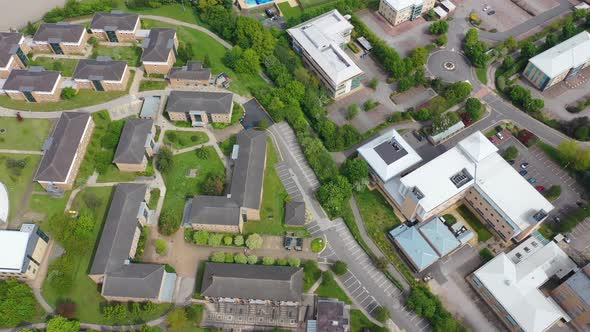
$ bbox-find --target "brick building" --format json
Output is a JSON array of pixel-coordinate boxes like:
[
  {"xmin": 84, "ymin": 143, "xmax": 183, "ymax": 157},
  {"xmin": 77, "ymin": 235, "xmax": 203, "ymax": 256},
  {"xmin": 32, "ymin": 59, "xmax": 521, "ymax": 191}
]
[
  {"xmin": 141, "ymin": 28, "xmax": 177, "ymax": 75},
  {"xmin": 32, "ymin": 22, "xmax": 88, "ymax": 55},
  {"xmin": 90, "ymin": 11, "xmax": 141, "ymax": 42},
  {"xmin": 73, "ymin": 57, "xmax": 130, "ymax": 91},
  {"xmin": 0, "ymin": 32, "xmax": 29, "ymax": 79},
  {"xmin": 164, "ymin": 90, "xmax": 233, "ymax": 127},
  {"xmin": 3, "ymin": 68, "xmax": 62, "ymax": 102},
  {"xmin": 113, "ymin": 119, "xmax": 155, "ymax": 172}
]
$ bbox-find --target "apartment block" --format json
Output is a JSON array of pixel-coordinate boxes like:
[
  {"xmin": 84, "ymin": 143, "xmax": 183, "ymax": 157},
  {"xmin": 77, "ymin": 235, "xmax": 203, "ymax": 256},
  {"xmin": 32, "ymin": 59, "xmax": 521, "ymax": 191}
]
[
  {"xmin": 524, "ymin": 31, "xmax": 590, "ymax": 91},
  {"xmin": 165, "ymin": 90, "xmax": 233, "ymax": 126},
  {"xmin": 90, "ymin": 11, "xmax": 141, "ymax": 42},
  {"xmin": 0, "ymin": 32, "xmax": 28, "ymax": 79},
  {"xmin": 73, "ymin": 57, "xmax": 130, "ymax": 91},
  {"xmin": 378, "ymin": 0, "xmax": 436, "ymax": 26},
  {"xmin": 3, "ymin": 68, "xmax": 62, "ymax": 102},
  {"xmin": 287, "ymin": 10, "xmax": 364, "ymax": 99},
  {"xmin": 32, "ymin": 22, "xmax": 88, "ymax": 55},
  {"xmin": 113, "ymin": 119, "xmax": 155, "ymax": 172},
  {"xmin": 141, "ymin": 28, "xmax": 178, "ymax": 75}
]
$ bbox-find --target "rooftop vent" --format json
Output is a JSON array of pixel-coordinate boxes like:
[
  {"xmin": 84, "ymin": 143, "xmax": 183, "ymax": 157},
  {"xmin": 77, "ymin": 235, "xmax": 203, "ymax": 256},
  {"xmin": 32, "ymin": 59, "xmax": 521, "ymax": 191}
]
[
  {"xmin": 412, "ymin": 187, "xmax": 424, "ymax": 200},
  {"xmin": 29, "ymin": 66, "xmax": 44, "ymax": 72},
  {"xmin": 450, "ymin": 168, "xmax": 473, "ymax": 188},
  {"xmin": 42, "ymin": 137, "xmax": 53, "ymax": 152},
  {"xmin": 96, "ymin": 56, "xmax": 112, "ymax": 62},
  {"xmin": 389, "ymin": 138, "xmax": 402, "ymax": 151}
]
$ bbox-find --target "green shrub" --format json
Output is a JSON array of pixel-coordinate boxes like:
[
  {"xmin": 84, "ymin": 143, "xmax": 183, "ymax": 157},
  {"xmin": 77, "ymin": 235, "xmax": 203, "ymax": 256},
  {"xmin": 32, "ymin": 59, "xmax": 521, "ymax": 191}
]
[
  {"xmin": 234, "ymin": 235, "xmax": 245, "ymax": 246},
  {"xmin": 346, "ymin": 104, "xmax": 359, "ymax": 120},
  {"xmin": 208, "ymin": 233, "xmax": 224, "ymax": 246},
  {"xmin": 479, "ymin": 248, "xmax": 494, "ymax": 262},
  {"xmin": 193, "ymin": 230, "xmax": 209, "ymax": 245},
  {"xmin": 331, "ymin": 261, "xmax": 348, "ymax": 275},
  {"xmin": 234, "ymin": 253, "xmax": 248, "ymax": 264},
  {"xmin": 288, "ymin": 257, "xmax": 301, "ymax": 267},
  {"xmin": 277, "ymin": 258, "xmax": 288, "ymax": 266},
  {"xmin": 262, "ymin": 257, "xmax": 275, "ymax": 265},
  {"xmin": 544, "ymin": 185, "xmax": 562, "ymax": 201},
  {"xmin": 246, "ymin": 233, "xmax": 263, "ymax": 249},
  {"xmin": 210, "ymin": 252, "xmax": 225, "ymax": 263},
  {"xmin": 61, "ymin": 87, "xmax": 77, "ymax": 100},
  {"xmin": 155, "ymin": 239, "xmax": 167, "ymax": 255},
  {"xmin": 247, "ymin": 255, "xmax": 258, "ymax": 264},
  {"xmin": 223, "ymin": 236, "xmax": 233, "ymax": 246},
  {"xmin": 224, "ymin": 252, "xmax": 234, "ymax": 263},
  {"xmin": 363, "ymin": 99, "xmax": 379, "ymax": 111},
  {"xmin": 369, "ymin": 77, "xmax": 379, "ymax": 90},
  {"xmin": 502, "ymin": 146, "xmax": 518, "ymax": 161},
  {"xmin": 158, "ymin": 210, "xmax": 179, "ymax": 236}
]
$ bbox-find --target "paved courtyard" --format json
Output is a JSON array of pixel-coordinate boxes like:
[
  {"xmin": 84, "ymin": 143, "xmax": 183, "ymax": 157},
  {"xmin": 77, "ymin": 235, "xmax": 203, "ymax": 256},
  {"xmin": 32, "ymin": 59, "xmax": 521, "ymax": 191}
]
[
  {"xmin": 391, "ymin": 86, "xmax": 438, "ymax": 111},
  {"xmin": 471, "ymin": 0, "xmax": 532, "ymax": 32},
  {"xmin": 202, "ymin": 301, "xmax": 304, "ymax": 330}
]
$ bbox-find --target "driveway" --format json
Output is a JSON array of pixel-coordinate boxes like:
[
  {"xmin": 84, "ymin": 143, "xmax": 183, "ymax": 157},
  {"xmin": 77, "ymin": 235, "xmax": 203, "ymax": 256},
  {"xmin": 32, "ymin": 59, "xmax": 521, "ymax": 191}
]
[{"xmin": 243, "ymin": 98, "xmax": 273, "ymax": 129}]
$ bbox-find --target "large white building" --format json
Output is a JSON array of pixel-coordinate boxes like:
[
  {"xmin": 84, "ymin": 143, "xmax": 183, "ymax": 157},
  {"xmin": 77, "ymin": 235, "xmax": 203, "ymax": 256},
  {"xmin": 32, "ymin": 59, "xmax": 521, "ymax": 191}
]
[
  {"xmin": 378, "ymin": 0, "xmax": 436, "ymax": 26},
  {"xmin": 359, "ymin": 130, "xmax": 554, "ymax": 242},
  {"xmin": 0, "ymin": 224, "xmax": 49, "ymax": 280},
  {"xmin": 287, "ymin": 10, "xmax": 364, "ymax": 99},
  {"xmin": 469, "ymin": 236, "xmax": 576, "ymax": 332},
  {"xmin": 523, "ymin": 31, "xmax": 590, "ymax": 91}
]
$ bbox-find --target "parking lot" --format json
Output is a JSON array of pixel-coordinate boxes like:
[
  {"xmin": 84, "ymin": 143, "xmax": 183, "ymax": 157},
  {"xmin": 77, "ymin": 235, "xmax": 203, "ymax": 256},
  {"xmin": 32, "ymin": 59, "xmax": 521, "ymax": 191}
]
[
  {"xmin": 275, "ymin": 161, "xmax": 304, "ymax": 202},
  {"xmin": 469, "ymin": 0, "xmax": 532, "ymax": 32}
]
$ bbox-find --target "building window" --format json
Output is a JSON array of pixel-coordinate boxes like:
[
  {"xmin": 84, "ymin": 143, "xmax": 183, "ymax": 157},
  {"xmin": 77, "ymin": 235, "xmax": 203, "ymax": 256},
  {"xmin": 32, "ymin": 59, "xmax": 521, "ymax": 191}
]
[{"xmin": 506, "ymin": 315, "xmax": 518, "ymax": 326}]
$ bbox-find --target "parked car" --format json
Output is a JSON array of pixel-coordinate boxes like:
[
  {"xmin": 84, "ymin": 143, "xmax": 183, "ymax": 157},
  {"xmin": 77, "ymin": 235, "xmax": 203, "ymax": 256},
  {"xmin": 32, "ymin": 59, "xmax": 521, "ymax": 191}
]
[
  {"xmin": 295, "ymin": 238, "xmax": 303, "ymax": 251},
  {"xmin": 564, "ymin": 236, "xmax": 571, "ymax": 244},
  {"xmin": 265, "ymin": 8, "xmax": 275, "ymax": 17},
  {"xmin": 553, "ymin": 216, "xmax": 561, "ymax": 223},
  {"xmin": 528, "ymin": 178, "xmax": 537, "ymax": 184},
  {"xmin": 283, "ymin": 237, "xmax": 292, "ymax": 250},
  {"xmin": 519, "ymin": 170, "xmax": 528, "ymax": 176},
  {"xmin": 508, "ymin": 160, "xmax": 515, "ymax": 165},
  {"xmin": 520, "ymin": 162, "xmax": 529, "ymax": 169},
  {"xmin": 496, "ymin": 132, "xmax": 504, "ymax": 140},
  {"xmin": 535, "ymin": 185, "xmax": 545, "ymax": 192},
  {"xmin": 488, "ymin": 10, "xmax": 495, "ymax": 15},
  {"xmin": 423, "ymin": 274, "xmax": 433, "ymax": 282},
  {"xmin": 482, "ymin": 5, "xmax": 490, "ymax": 11},
  {"xmin": 413, "ymin": 130, "xmax": 424, "ymax": 141}
]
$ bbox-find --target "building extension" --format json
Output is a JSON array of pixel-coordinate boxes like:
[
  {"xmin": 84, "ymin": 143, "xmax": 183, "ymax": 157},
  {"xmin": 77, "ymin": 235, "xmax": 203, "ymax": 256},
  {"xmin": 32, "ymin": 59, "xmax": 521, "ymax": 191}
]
[
  {"xmin": 468, "ymin": 236, "xmax": 576, "ymax": 332},
  {"xmin": 113, "ymin": 119, "xmax": 155, "ymax": 172},
  {"xmin": 0, "ymin": 32, "xmax": 29, "ymax": 79},
  {"xmin": 141, "ymin": 28, "xmax": 178, "ymax": 75},
  {"xmin": 165, "ymin": 90, "xmax": 233, "ymax": 127},
  {"xmin": 89, "ymin": 183, "xmax": 176, "ymax": 302},
  {"xmin": 32, "ymin": 22, "xmax": 88, "ymax": 55},
  {"xmin": 378, "ymin": 0, "xmax": 436, "ymax": 26},
  {"xmin": 168, "ymin": 61, "xmax": 212, "ymax": 88},
  {"xmin": 73, "ymin": 57, "xmax": 130, "ymax": 91},
  {"xmin": 201, "ymin": 262, "xmax": 303, "ymax": 304},
  {"xmin": 523, "ymin": 31, "xmax": 590, "ymax": 91},
  {"xmin": 552, "ymin": 263, "xmax": 590, "ymax": 331},
  {"xmin": 187, "ymin": 130, "xmax": 267, "ymax": 233},
  {"xmin": 287, "ymin": 10, "xmax": 364, "ymax": 99},
  {"xmin": 307, "ymin": 298, "xmax": 350, "ymax": 332},
  {"xmin": 360, "ymin": 130, "xmax": 554, "ymax": 242},
  {"xmin": 34, "ymin": 112, "xmax": 94, "ymax": 190},
  {"xmin": 0, "ymin": 224, "xmax": 49, "ymax": 281},
  {"xmin": 3, "ymin": 68, "xmax": 62, "ymax": 102},
  {"xmin": 90, "ymin": 11, "xmax": 141, "ymax": 42}
]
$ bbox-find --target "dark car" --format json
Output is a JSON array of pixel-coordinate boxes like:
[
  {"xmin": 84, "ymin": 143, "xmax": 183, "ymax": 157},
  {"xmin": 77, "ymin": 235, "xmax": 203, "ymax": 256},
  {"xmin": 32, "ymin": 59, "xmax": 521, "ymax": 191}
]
[
  {"xmin": 519, "ymin": 170, "xmax": 528, "ymax": 176},
  {"xmin": 528, "ymin": 178, "xmax": 537, "ymax": 184},
  {"xmin": 413, "ymin": 130, "xmax": 424, "ymax": 141},
  {"xmin": 553, "ymin": 216, "xmax": 561, "ymax": 223},
  {"xmin": 487, "ymin": 10, "xmax": 495, "ymax": 15},
  {"xmin": 265, "ymin": 8, "xmax": 275, "ymax": 17},
  {"xmin": 295, "ymin": 238, "xmax": 303, "ymax": 251},
  {"xmin": 283, "ymin": 237, "xmax": 292, "ymax": 250},
  {"xmin": 508, "ymin": 160, "xmax": 515, "ymax": 165}
]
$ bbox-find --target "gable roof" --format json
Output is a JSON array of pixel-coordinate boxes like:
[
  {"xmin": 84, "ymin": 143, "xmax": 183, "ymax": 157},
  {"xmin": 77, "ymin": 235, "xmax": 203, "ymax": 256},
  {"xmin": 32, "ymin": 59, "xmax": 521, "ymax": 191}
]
[
  {"xmin": 90, "ymin": 183, "xmax": 147, "ymax": 275},
  {"xmin": 3, "ymin": 68, "xmax": 60, "ymax": 92},
  {"xmin": 391, "ymin": 224, "xmax": 439, "ymax": 271},
  {"xmin": 419, "ymin": 217, "xmax": 460, "ymax": 257},
  {"xmin": 201, "ymin": 263, "xmax": 303, "ymax": 302},
  {"xmin": 102, "ymin": 264, "xmax": 165, "ymax": 299},
  {"xmin": 73, "ymin": 58, "xmax": 127, "ymax": 81},
  {"xmin": 230, "ymin": 130, "xmax": 267, "ymax": 209},
  {"xmin": 34, "ymin": 112, "xmax": 92, "ymax": 183},
  {"xmin": 165, "ymin": 90, "xmax": 233, "ymax": 115},
  {"xmin": 285, "ymin": 201, "xmax": 306, "ymax": 226},
  {"xmin": 90, "ymin": 11, "xmax": 139, "ymax": 31},
  {"xmin": 141, "ymin": 28, "xmax": 176, "ymax": 62},
  {"xmin": 0, "ymin": 32, "xmax": 23, "ymax": 68},
  {"xmin": 188, "ymin": 196, "xmax": 240, "ymax": 226},
  {"xmin": 33, "ymin": 22, "xmax": 85, "ymax": 43},
  {"xmin": 168, "ymin": 61, "xmax": 212, "ymax": 81},
  {"xmin": 529, "ymin": 31, "xmax": 590, "ymax": 79},
  {"xmin": 113, "ymin": 119, "xmax": 153, "ymax": 164}
]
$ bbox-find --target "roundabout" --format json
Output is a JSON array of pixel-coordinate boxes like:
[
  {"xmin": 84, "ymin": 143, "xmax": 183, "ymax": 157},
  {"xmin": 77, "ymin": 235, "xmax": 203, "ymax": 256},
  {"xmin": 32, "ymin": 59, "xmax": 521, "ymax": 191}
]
[{"xmin": 427, "ymin": 50, "xmax": 475, "ymax": 83}]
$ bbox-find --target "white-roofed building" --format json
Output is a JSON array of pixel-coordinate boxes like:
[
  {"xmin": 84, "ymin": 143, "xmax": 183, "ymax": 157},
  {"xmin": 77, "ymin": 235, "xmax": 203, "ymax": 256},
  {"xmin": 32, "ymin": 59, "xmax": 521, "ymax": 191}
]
[
  {"xmin": 0, "ymin": 182, "xmax": 8, "ymax": 224},
  {"xmin": 378, "ymin": 0, "xmax": 436, "ymax": 26},
  {"xmin": 468, "ymin": 237, "xmax": 576, "ymax": 332},
  {"xmin": 433, "ymin": 6, "xmax": 448, "ymax": 18},
  {"xmin": 523, "ymin": 31, "xmax": 590, "ymax": 91},
  {"xmin": 0, "ymin": 224, "xmax": 49, "ymax": 280},
  {"xmin": 387, "ymin": 131, "xmax": 553, "ymax": 242},
  {"xmin": 287, "ymin": 10, "xmax": 364, "ymax": 99}
]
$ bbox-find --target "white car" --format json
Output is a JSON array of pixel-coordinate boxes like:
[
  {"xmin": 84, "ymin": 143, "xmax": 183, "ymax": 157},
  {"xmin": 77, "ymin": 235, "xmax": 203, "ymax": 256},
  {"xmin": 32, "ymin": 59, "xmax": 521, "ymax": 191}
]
[{"xmin": 483, "ymin": 5, "xmax": 490, "ymax": 11}]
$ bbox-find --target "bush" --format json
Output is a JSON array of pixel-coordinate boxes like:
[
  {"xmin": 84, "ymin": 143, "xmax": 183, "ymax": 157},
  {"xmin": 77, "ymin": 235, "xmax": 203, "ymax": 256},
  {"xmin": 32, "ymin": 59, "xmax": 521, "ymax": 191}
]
[
  {"xmin": 247, "ymin": 255, "xmax": 258, "ymax": 264},
  {"xmin": 155, "ymin": 239, "xmax": 167, "ymax": 255},
  {"xmin": 234, "ymin": 253, "xmax": 248, "ymax": 264},
  {"xmin": 202, "ymin": 174, "xmax": 224, "ymax": 196},
  {"xmin": 363, "ymin": 99, "xmax": 379, "ymax": 111},
  {"xmin": 369, "ymin": 77, "xmax": 379, "ymax": 89},
  {"xmin": 414, "ymin": 108, "xmax": 432, "ymax": 121},
  {"xmin": 195, "ymin": 147, "xmax": 209, "ymax": 159},
  {"xmin": 442, "ymin": 214, "xmax": 457, "ymax": 225},
  {"xmin": 346, "ymin": 104, "xmax": 359, "ymax": 120},
  {"xmin": 331, "ymin": 261, "xmax": 348, "ymax": 275},
  {"xmin": 277, "ymin": 258, "xmax": 288, "ymax": 266},
  {"xmin": 223, "ymin": 236, "xmax": 233, "ymax": 246},
  {"xmin": 288, "ymin": 257, "xmax": 301, "ymax": 267},
  {"xmin": 544, "ymin": 185, "xmax": 562, "ymax": 201},
  {"xmin": 208, "ymin": 233, "xmax": 224, "ymax": 246},
  {"xmin": 211, "ymin": 252, "xmax": 226, "ymax": 263},
  {"xmin": 262, "ymin": 256, "xmax": 275, "ymax": 265},
  {"xmin": 464, "ymin": 98, "xmax": 484, "ymax": 121},
  {"xmin": 311, "ymin": 237, "xmax": 326, "ymax": 253},
  {"xmin": 502, "ymin": 146, "xmax": 518, "ymax": 161},
  {"xmin": 246, "ymin": 233, "xmax": 263, "ymax": 249},
  {"xmin": 158, "ymin": 210, "xmax": 179, "ymax": 236},
  {"xmin": 156, "ymin": 147, "xmax": 174, "ymax": 173},
  {"xmin": 479, "ymin": 248, "xmax": 494, "ymax": 262},
  {"xmin": 193, "ymin": 230, "xmax": 209, "ymax": 245},
  {"xmin": 375, "ymin": 306, "xmax": 390, "ymax": 323},
  {"xmin": 225, "ymin": 252, "xmax": 234, "ymax": 263},
  {"xmin": 429, "ymin": 20, "xmax": 449, "ymax": 35},
  {"xmin": 234, "ymin": 235, "xmax": 245, "ymax": 246},
  {"xmin": 61, "ymin": 87, "xmax": 77, "ymax": 100}
]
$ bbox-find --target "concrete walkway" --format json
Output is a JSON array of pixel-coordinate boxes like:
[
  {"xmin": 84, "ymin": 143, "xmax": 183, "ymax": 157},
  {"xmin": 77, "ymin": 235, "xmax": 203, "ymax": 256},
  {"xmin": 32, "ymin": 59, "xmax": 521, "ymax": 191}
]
[{"xmin": 0, "ymin": 149, "xmax": 42, "ymax": 155}]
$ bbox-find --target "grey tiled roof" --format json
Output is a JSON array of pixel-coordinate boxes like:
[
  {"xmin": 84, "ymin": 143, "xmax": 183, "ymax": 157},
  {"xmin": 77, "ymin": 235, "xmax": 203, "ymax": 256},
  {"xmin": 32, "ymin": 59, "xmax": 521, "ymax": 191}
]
[
  {"xmin": 0, "ymin": 32, "xmax": 22, "ymax": 67},
  {"xmin": 168, "ymin": 61, "xmax": 212, "ymax": 81},
  {"xmin": 165, "ymin": 90, "xmax": 233, "ymax": 115},
  {"xmin": 141, "ymin": 28, "xmax": 176, "ymax": 62},
  {"xmin": 34, "ymin": 112, "xmax": 92, "ymax": 183},
  {"xmin": 102, "ymin": 264, "xmax": 164, "ymax": 299},
  {"xmin": 90, "ymin": 11, "xmax": 139, "ymax": 31},
  {"xmin": 201, "ymin": 263, "xmax": 303, "ymax": 302},
  {"xmin": 285, "ymin": 201, "xmax": 306, "ymax": 226},
  {"xmin": 113, "ymin": 119, "xmax": 153, "ymax": 164},
  {"xmin": 33, "ymin": 22, "xmax": 85, "ymax": 43},
  {"xmin": 3, "ymin": 69, "xmax": 60, "ymax": 92},
  {"xmin": 189, "ymin": 196, "xmax": 240, "ymax": 226},
  {"xmin": 230, "ymin": 130, "xmax": 267, "ymax": 209},
  {"xmin": 73, "ymin": 58, "xmax": 127, "ymax": 81},
  {"xmin": 90, "ymin": 183, "xmax": 147, "ymax": 275},
  {"xmin": 316, "ymin": 298, "xmax": 349, "ymax": 332}
]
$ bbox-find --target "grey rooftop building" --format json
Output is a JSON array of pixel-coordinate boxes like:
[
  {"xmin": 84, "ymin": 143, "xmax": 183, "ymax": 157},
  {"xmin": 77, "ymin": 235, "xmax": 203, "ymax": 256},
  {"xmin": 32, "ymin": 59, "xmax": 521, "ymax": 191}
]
[
  {"xmin": 308, "ymin": 298, "xmax": 350, "ymax": 332},
  {"xmin": 201, "ymin": 262, "xmax": 303, "ymax": 303},
  {"xmin": 141, "ymin": 28, "xmax": 176, "ymax": 63},
  {"xmin": 285, "ymin": 201, "xmax": 306, "ymax": 226},
  {"xmin": 165, "ymin": 90, "xmax": 233, "ymax": 116},
  {"xmin": 90, "ymin": 183, "xmax": 176, "ymax": 302},
  {"xmin": 73, "ymin": 57, "xmax": 128, "ymax": 81},
  {"xmin": 90, "ymin": 11, "xmax": 140, "ymax": 31},
  {"xmin": 168, "ymin": 61, "xmax": 212, "ymax": 81},
  {"xmin": 3, "ymin": 68, "xmax": 61, "ymax": 93},
  {"xmin": 33, "ymin": 22, "xmax": 86, "ymax": 43},
  {"xmin": 113, "ymin": 118, "xmax": 154, "ymax": 166},
  {"xmin": 0, "ymin": 32, "xmax": 25, "ymax": 69}
]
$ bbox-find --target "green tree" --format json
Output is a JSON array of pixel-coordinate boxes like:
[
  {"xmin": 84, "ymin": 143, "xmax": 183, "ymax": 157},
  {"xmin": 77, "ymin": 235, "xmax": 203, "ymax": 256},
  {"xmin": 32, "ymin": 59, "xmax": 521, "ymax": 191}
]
[
  {"xmin": 346, "ymin": 104, "xmax": 359, "ymax": 120},
  {"xmin": 234, "ymin": 48, "xmax": 260, "ymax": 74},
  {"xmin": 436, "ymin": 34, "xmax": 448, "ymax": 46},
  {"xmin": 193, "ymin": 230, "xmax": 209, "ymax": 245},
  {"xmin": 156, "ymin": 147, "xmax": 173, "ymax": 173},
  {"xmin": 502, "ymin": 145, "xmax": 518, "ymax": 161},
  {"xmin": 167, "ymin": 308, "xmax": 189, "ymax": 332},
  {"xmin": 410, "ymin": 47, "xmax": 428, "ymax": 67},
  {"xmin": 544, "ymin": 185, "xmax": 562, "ymax": 201},
  {"xmin": 202, "ymin": 174, "xmax": 224, "ymax": 196},
  {"xmin": 429, "ymin": 20, "xmax": 449, "ymax": 35},
  {"xmin": 520, "ymin": 41, "xmax": 537, "ymax": 59},
  {"xmin": 341, "ymin": 158, "xmax": 369, "ymax": 192},
  {"xmin": 501, "ymin": 56, "xmax": 515, "ymax": 70},
  {"xmin": 155, "ymin": 239, "xmax": 167, "ymax": 255},
  {"xmin": 407, "ymin": 285, "xmax": 437, "ymax": 319},
  {"xmin": 61, "ymin": 87, "xmax": 77, "ymax": 100},
  {"xmin": 262, "ymin": 256, "xmax": 275, "ymax": 265},
  {"xmin": 316, "ymin": 176, "xmax": 353, "ymax": 216},
  {"xmin": 223, "ymin": 236, "xmax": 233, "ymax": 246},
  {"xmin": 464, "ymin": 98, "xmax": 484, "ymax": 121},
  {"xmin": 414, "ymin": 108, "xmax": 432, "ymax": 121},
  {"xmin": 234, "ymin": 253, "xmax": 248, "ymax": 264},
  {"xmin": 23, "ymin": 21, "xmax": 38, "ymax": 35},
  {"xmin": 247, "ymin": 254, "xmax": 258, "ymax": 264},
  {"xmin": 504, "ymin": 36, "xmax": 518, "ymax": 51},
  {"xmin": 234, "ymin": 235, "xmax": 245, "ymax": 246},
  {"xmin": 158, "ymin": 210, "xmax": 178, "ymax": 236},
  {"xmin": 203, "ymin": 54, "xmax": 211, "ymax": 68},
  {"xmin": 246, "ymin": 233, "xmax": 263, "ymax": 249},
  {"xmin": 103, "ymin": 303, "xmax": 128, "ymax": 323},
  {"xmin": 288, "ymin": 257, "xmax": 301, "ymax": 267},
  {"xmin": 561, "ymin": 18, "xmax": 577, "ymax": 40},
  {"xmin": 211, "ymin": 252, "xmax": 226, "ymax": 263},
  {"xmin": 0, "ymin": 279, "xmax": 37, "ymax": 327},
  {"xmin": 331, "ymin": 261, "xmax": 348, "ymax": 275},
  {"xmin": 545, "ymin": 34, "xmax": 558, "ymax": 48},
  {"xmin": 234, "ymin": 16, "xmax": 276, "ymax": 57},
  {"xmin": 558, "ymin": 140, "xmax": 590, "ymax": 170},
  {"xmin": 47, "ymin": 316, "xmax": 80, "ymax": 332}
]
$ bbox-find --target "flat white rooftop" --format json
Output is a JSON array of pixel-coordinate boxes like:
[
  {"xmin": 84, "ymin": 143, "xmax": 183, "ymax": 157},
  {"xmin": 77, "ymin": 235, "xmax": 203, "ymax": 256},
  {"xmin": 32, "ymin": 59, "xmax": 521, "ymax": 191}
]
[
  {"xmin": 358, "ymin": 129, "xmax": 422, "ymax": 182},
  {"xmin": 473, "ymin": 240, "xmax": 575, "ymax": 332},
  {"xmin": 529, "ymin": 31, "xmax": 590, "ymax": 79},
  {"xmin": 0, "ymin": 230, "xmax": 30, "ymax": 273},
  {"xmin": 287, "ymin": 10, "xmax": 363, "ymax": 86},
  {"xmin": 401, "ymin": 131, "xmax": 553, "ymax": 234},
  {"xmin": 0, "ymin": 182, "xmax": 8, "ymax": 223}
]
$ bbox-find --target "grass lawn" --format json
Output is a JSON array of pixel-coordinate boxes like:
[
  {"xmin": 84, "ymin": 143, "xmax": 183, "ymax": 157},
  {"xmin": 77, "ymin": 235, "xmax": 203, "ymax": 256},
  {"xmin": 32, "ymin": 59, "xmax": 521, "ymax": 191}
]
[
  {"xmin": 0, "ymin": 117, "xmax": 53, "ymax": 150},
  {"xmin": 29, "ymin": 57, "xmax": 79, "ymax": 77},
  {"xmin": 457, "ymin": 204, "xmax": 493, "ymax": 242},
  {"xmin": 27, "ymin": 191, "xmax": 72, "ymax": 219},
  {"xmin": 278, "ymin": 2, "xmax": 302, "ymax": 20},
  {"xmin": 475, "ymin": 67, "xmax": 488, "ymax": 85},
  {"xmin": 243, "ymin": 139, "xmax": 288, "ymax": 235},
  {"xmin": 41, "ymin": 186, "xmax": 171, "ymax": 324},
  {"xmin": 163, "ymin": 131, "xmax": 209, "ymax": 149},
  {"xmin": 149, "ymin": 188, "xmax": 160, "ymax": 209},
  {"xmin": 161, "ymin": 147, "xmax": 225, "ymax": 224},
  {"xmin": 91, "ymin": 45, "xmax": 142, "ymax": 67},
  {"xmin": 118, "ymin": 3, "xmax": 204, "ymax": 26},
  {"xmin": 141, "ymin": 19, "xmax": 269, "ymax": 96},
  {"xmin": 0, "ymin": 154, "xmax": 40, "ymax": 221},
  {"xmin": 96, "ymin": 165, "xmax": 137, "ymax": 183},
  {"xmin": 0, "ymin": 70, "xmax": 134, "ymax": 112},
  {"xmin": 315, "ymin": 272, "xmax": 351, "ymax": 304},
  {"xmin": 211, "ymin": 104, "xmax": 244, "ymax": 130},
  {"xmin": 139, "ymin": 80, "xmax": 168, "ymax": 92},
  {"xmin": 299, "ymin": 0, "xmax": 338, "ymax": 9},
  {"xmin": 351, "ymin": 309, "xmax": 386, "ymax": 332}
]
